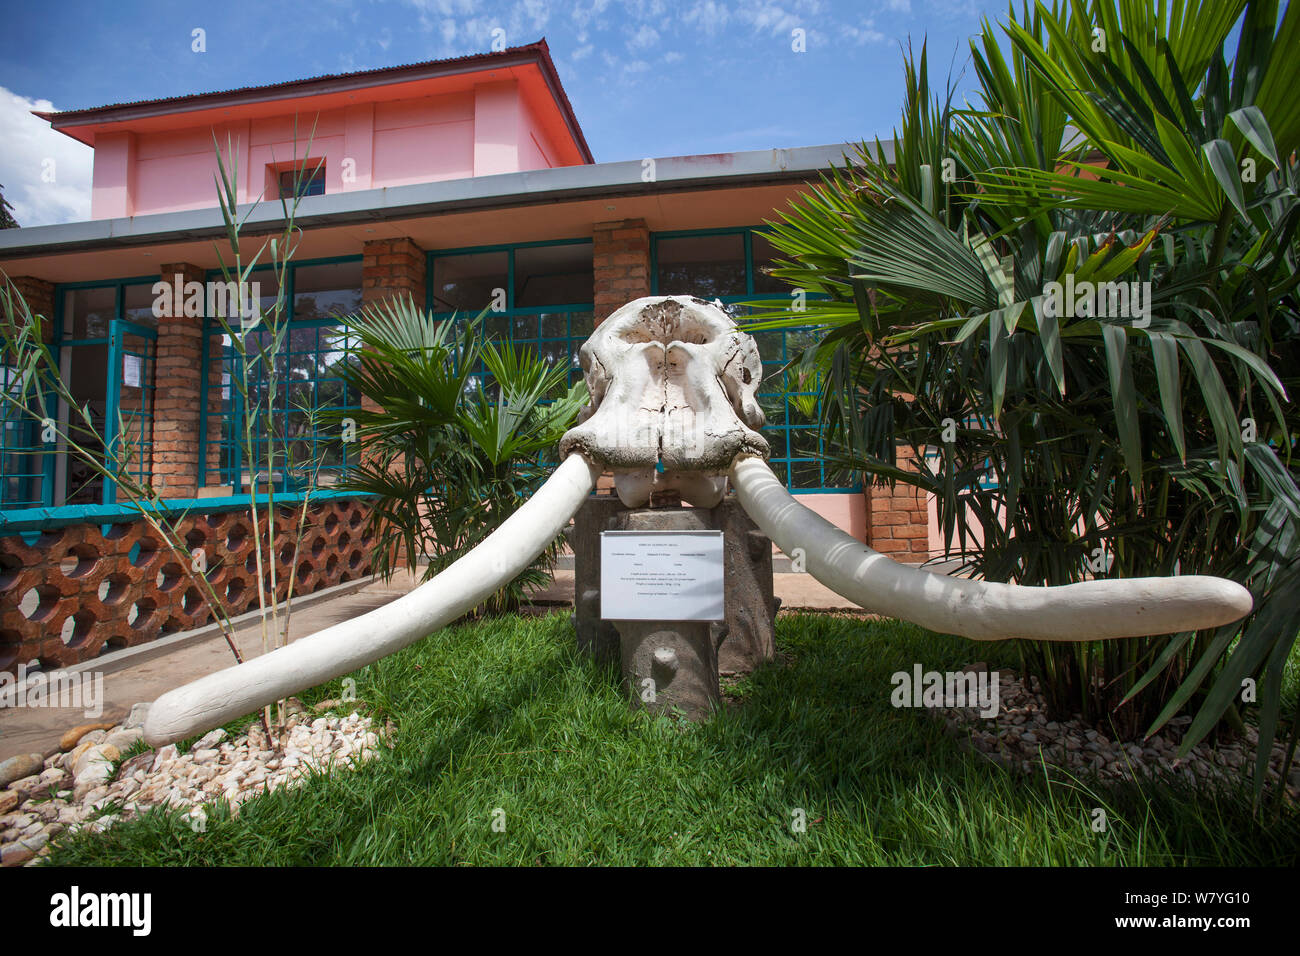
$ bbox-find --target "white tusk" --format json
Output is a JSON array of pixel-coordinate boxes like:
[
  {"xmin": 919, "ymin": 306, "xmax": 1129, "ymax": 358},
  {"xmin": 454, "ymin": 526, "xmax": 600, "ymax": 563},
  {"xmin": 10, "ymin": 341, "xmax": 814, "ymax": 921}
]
[
  {"xmin": 729, "ymin": 456, "xmax": 1253, "ymax": 641},
  {"xmin": 143, "ymin": 454, "xmax": 602, "ymax": 746}
]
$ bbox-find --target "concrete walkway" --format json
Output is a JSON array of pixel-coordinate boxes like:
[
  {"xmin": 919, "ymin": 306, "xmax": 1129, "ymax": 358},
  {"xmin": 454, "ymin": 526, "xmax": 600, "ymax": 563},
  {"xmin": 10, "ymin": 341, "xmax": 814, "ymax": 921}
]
[{"xmin": 1, "ymin": 568, "xmax": 865, "ymax": 761}]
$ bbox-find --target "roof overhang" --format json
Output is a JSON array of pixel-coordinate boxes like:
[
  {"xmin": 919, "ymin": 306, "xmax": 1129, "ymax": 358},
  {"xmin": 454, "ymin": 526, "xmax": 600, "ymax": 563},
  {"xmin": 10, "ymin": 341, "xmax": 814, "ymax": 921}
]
[{"xmin": 0, "ymin": 143, "xmax": 885, "ymax": 279}]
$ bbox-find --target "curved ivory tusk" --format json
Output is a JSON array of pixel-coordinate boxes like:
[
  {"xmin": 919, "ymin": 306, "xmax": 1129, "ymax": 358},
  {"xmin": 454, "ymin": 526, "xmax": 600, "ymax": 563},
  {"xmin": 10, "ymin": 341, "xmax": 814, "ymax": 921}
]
[
  {"xmin": 143, "ymin": 454, "xmax": 602, "ymax": 746},
  {"xmin": 729, "ymin": 456, "xmax": 1253, "ymax": 641}
]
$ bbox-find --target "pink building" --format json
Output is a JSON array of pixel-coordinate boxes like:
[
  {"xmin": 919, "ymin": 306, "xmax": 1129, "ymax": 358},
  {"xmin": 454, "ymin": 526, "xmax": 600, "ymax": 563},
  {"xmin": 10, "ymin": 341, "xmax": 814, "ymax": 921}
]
[
  {"xmin": 40, "ymin": 43, "xmax": 591, "ymax": 220},
  {"xmin": 0, "ymin": 41, "xmax": 928, "ymax": 671}
]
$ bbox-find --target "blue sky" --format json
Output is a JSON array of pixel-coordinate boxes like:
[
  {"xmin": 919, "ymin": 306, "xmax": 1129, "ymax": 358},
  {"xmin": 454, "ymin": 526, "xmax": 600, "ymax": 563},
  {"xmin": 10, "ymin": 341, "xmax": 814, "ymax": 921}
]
[{"xmin": 1, "ymin": 0, "xmax": 1008, "ymax": 225}]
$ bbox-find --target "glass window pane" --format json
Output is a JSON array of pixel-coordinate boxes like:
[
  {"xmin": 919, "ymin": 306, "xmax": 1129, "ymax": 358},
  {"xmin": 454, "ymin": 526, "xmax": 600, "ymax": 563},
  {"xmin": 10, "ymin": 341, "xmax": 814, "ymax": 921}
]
[
  {"xmin": 540, "ymin": 312, "xmax": 568, "ymax": 339},
  {"xmin": 482, "ymin": 313, "xmax": 510, "ymax": 342},
  {"xmin": 432, "ymin": 251, "xmax": 508, "ymax": 314},
  {"xmin": 512, "ymin": 314, "xmax": 539, "ymax": 340},
  {"xmin": 791, "ymin": 459, "xmax": 822, "ymax": 489},
  {"xmin": 514, "ymin": 243, "xmax": 593, "ymax": 307},
  {"xmin": 1, "ymin": 359, "xmax": 47, "ymax": 508},
  {"xmin": 237, "ymin": 271, "xmax": 282, "ymax": 326},
  {"xmin": 752, "ymin": 233, "xmax": 790, "ymax": 295},
  {"xmin": 64, "ymin": 287, "xmax": 115, "ymax": 340},
  {"xmin": 293, "ymin": 261, "xmax": 362, "ymax": 322},
  {"xmin": 655, "ymin": 234, "xmax": 745, "ymax": 299},
  {"xmin": 570, "ymin": 311, "xmax": 594, "ymax": 340},
  {"xmin": 122, "ymin": 283, "xmax": 159, "ymax": 328}
]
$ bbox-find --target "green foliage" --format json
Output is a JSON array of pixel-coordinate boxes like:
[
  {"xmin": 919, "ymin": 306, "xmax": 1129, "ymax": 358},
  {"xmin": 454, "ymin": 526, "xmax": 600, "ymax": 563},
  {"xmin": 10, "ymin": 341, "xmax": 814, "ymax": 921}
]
[
  {"xmin": 325, "ymin": 294, "xmax": 587, "ymax": 614},
  {"xmin": 0, "ymin": 183, "xmax": 17, "ymax": 229},
  {"xmin": 40, "ymin": 614, "xmax": 1300, "ymax": 866},
  {"xmin": 748, "ymin": 1, "xmax": 1299, "ymax": 803}
]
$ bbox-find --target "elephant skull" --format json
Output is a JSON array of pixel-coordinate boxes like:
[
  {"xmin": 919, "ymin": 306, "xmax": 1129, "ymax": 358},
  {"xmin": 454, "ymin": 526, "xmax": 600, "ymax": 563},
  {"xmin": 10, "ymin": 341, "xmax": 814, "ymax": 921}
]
[{"xmin": 559, "ymin": 295, "xmax": 769, "ymax": 507}]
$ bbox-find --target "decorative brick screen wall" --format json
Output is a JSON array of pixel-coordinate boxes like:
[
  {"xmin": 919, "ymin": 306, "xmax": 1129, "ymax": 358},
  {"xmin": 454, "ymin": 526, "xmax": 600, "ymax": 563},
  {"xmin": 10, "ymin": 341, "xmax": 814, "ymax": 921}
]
[{"xmin": 0, "ymin": 498, "xmax": 373, "ymax": 674}]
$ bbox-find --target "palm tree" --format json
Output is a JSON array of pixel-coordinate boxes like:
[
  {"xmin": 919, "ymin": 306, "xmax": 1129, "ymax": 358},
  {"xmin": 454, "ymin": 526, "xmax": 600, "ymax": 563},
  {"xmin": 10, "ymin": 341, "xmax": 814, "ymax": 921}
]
[
  {"xmin": 323, "ymin": 294, "xmax": 588, "ymax": 615},
  {"xmin": 750, "ymin": 0, "xmax": 1299, "ymax": 801}
]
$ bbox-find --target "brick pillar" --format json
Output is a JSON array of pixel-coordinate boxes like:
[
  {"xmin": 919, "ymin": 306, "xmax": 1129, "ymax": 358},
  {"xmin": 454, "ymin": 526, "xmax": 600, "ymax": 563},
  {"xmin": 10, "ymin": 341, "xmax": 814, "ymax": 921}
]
[
  {"xmin": 152, "ymin": 263, "xmax": 207, "ymax": 498},
  {"xmin": 362, "ymin": 237, "xmax": 426, "ymax": 311},
  {"xmin": 3, "ymin": 276, "xmax": 55, "ymax": 344},
  {"xmin": 593, "ymin": 219, "xmax": 650, "ymax": 324},
  {"xmin": 866, "ymin": 445, "xmax": 931, "ymax": 562},
  {"xmin": 361, "ymin": 238, "xmax": 426, "ymax": 570}
]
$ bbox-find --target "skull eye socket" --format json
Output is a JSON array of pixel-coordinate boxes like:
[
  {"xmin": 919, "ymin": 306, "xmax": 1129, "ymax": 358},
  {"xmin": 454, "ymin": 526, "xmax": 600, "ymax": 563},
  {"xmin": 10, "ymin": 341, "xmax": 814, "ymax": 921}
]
[{"xmin": 742, "ymin": 367, "xmax": 752, "ymax": 384}]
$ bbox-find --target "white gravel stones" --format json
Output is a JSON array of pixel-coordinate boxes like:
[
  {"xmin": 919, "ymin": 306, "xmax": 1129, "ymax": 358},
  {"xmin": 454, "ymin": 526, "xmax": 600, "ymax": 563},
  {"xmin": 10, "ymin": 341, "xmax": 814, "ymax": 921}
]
[
  {"xmin": 0, "ymin": 700, "xmax": 394, "ymax": 867},
  {"xmin": 942, "ymin": 664, "xmax": 1299, "ymax": 803}
]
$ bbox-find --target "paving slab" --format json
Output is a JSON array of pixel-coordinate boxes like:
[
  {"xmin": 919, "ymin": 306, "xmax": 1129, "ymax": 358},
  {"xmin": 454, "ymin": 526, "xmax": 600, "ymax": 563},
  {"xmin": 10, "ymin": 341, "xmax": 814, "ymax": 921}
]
[{"xmin": 0, "ymin": 573, "xmax": 419, "ymax": 761}]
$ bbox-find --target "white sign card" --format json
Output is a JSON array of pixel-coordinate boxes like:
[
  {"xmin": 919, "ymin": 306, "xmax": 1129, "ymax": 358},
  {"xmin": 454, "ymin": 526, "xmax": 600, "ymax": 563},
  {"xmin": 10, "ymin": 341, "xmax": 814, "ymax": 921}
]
[
  {"xmin": 123, "ymin": 354, "xmax": 143, "ymax": 388},
  {"xmin": 600, "ymin": 530, "xmax": 725, "ymax": 622}
]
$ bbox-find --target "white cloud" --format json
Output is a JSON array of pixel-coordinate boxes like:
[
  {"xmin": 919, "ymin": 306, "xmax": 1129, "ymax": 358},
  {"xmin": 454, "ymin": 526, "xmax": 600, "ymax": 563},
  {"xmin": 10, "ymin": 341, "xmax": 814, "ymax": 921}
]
[
  {"xmin": 736, "ymin": 3, "xmax": 803, "ymax": 36},
  {"xmin": 845, "ymin": 21, "xmax": 888, "ymax": 44},
  {"xmin": 682, "ymin": 0, "xmax": 732, "ymax": 36},
  {"xmin": 599, "ymin": 49, "xmax": 652, "ymax": 79},
  {"xmin": 572, "ymin": 43, "xmax": 595, "ymax": 61},
  {"xmin": 628, "ymin": 24, "xmax": 660, "ymax": 50},
  {"xmin": 515, "ymin": 0, "xmax": 551, "ymax": 31},
  {"xmin": 570, "ymin": 0, "xmax": 611, "ymax": 31},
  {"xmin": 0, "ymin": 87, "xmax": 92, "ymax": 228}
]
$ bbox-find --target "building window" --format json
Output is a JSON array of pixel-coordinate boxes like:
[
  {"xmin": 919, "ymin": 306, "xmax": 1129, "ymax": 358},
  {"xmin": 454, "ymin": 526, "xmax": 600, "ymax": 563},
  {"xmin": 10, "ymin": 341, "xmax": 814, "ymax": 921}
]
[
  {"xmin": 0, "ymin": 280, "xmax": 162, "ymax": 511},
  {"xmin": 651, "ymin": 227, "xmax": 857, "ymax": 493},
  {"xmin": 277, "ymin": 164, "xmax": 326, "ymax": 200},
  {"xmin": 428, "ymin": 239, "xmax": 594, "ymax": 390},
  {"xmin": 0, "ymin": 280, "xmax": 161, "ymax": 510},
  {"xmin": 201, "ymin": 258, "xmax": 362, "ymax": 493},
  {"xmin": 0, "ymin": 359, "xmax": 46, "ymax": 510},
  {"xmin": 428, "ymin": 241, "xmax": 594, "ymax": 470}
]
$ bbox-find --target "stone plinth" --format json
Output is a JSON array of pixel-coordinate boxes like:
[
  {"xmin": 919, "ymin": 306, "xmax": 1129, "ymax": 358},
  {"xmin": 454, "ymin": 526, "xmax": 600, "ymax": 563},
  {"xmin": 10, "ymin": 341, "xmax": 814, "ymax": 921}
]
[{"xmin": 570, "ymin": 495, "xmax": 777, "ymax": 718}]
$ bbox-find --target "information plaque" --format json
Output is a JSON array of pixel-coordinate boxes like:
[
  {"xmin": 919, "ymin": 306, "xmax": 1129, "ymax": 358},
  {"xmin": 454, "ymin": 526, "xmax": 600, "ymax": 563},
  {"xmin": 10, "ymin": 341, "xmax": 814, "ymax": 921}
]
[{"xmin": 600, "ymin": 530, "xmax": 725, "ymax": 621}]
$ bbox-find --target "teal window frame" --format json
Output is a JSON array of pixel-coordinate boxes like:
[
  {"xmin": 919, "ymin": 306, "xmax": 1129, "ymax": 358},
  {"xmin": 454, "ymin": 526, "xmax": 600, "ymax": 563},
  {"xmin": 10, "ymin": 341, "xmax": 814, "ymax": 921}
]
[
  {"xmin": 426, "ymin": 238, "xmax": 595, "ymax": 471},
  {"xmin": 200, "ymin": 255, "xmax": 364, "ymax": 492},
  {"xmin": 650, "ymin": 226, "xmax": 859, "ymax": 494},
  {"xmin": 0, "ymin": 274, "xmax": 165, "ymax": 510},
  {"xmin": 0, "ymin": 356, "xmax": 49, "ymax": 509}
]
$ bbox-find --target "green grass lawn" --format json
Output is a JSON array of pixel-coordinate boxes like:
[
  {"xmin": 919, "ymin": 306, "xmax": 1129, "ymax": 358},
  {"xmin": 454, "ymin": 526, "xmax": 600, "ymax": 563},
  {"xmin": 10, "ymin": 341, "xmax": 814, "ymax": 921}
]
[{"xmin": 45, "ymin": 613, "xmax": 1300, "ymax": 866}]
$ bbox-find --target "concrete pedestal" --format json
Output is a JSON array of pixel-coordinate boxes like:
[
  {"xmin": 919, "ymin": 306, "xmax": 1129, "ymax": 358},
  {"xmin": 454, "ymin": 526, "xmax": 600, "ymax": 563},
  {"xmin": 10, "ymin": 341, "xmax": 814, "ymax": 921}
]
[{"xmin": 571, "ymin": 495, "xmax": 777, "ymax": 719}]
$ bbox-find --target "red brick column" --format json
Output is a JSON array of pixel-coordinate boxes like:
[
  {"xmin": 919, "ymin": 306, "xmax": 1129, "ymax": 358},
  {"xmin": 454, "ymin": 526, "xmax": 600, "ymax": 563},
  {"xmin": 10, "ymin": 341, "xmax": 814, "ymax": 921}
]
[
  {"xmin": 3, "ymin": 276, "xmax": 55, "ymax": 344},
  {"xmin": 866, "ymin": 445, "xmax": 931, "ymax": 561},
  {"xmin": 362, "ymin": 237, "xmax": 426, "ymax": 312},
  {"xmin": 361, "ymin": 238, "xmax": 426, "ymax": 569},
  {"xmin": 593, "ymin": 219, "xmax": 650, "ymax": 324},
  {"xmin": 152, "ymin": 262, "xmax": 207, "ymax": 498}
]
